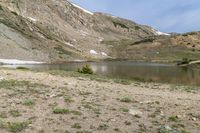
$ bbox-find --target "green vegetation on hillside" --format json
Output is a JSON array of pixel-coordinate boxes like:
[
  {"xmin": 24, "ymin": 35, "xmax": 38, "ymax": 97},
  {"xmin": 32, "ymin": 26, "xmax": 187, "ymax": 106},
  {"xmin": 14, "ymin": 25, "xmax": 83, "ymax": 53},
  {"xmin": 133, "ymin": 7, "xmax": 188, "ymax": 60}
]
[{"xmin": 112, "ymin": 21, "xmax": 129, "ymax": 29}]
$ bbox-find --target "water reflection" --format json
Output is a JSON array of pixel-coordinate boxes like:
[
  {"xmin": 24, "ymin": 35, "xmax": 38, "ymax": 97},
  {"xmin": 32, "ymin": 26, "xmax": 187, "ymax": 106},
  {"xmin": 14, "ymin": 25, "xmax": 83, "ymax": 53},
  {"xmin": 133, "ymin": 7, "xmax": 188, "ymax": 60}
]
[{"xmin": 1, "ymin": 61, "xmax": 200, "ymax": 86}]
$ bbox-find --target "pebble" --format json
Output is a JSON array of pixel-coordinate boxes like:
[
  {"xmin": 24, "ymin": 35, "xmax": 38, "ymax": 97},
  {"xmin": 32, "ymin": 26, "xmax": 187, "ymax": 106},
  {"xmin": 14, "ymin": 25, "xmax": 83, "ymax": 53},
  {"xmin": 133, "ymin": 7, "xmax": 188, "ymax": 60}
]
[
  {"xmin": 164, "ymin": 125, "xmax": 172, "ymax": 131},
  {"xmin": 192, "ymin": 117, "xmax": 197, "ymax": 121},
  {"xmin": 160, "ymin": 111, "xmax": 164, "ymax": 116},
  {"xmin": 129, "ymin": 109, "xmax": 143, "ymax": 116},
  {"xmin": 176, "ymin": 115, "xmax": 182, "ymax": 118},
  {"xmin": 50, "ymin": 94, "xmax": 57, "ymax": 98}
]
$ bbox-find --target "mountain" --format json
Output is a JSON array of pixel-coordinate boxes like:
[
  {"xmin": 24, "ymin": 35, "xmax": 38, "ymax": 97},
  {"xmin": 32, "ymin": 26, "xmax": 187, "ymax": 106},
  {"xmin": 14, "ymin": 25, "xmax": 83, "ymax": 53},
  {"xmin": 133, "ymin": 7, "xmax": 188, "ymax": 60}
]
[{"xmin": 0, "ymin": 0, "xmax": 199, "ymax": 63}]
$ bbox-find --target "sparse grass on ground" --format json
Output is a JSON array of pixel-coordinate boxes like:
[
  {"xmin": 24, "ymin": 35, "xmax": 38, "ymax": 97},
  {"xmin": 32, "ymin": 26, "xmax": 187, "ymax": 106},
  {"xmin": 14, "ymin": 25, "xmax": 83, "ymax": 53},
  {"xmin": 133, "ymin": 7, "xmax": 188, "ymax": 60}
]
[
  {"xmin": 9, "ymin": 109, "xmax": 21, "ymax": 117},
  {"xmin": 0, "ymin": 120, "xmax": 31, "ymax": 133},
  {"xmin": 71, "ymin": 123, "xmax": 82, "ymax": 129},
  {"xmin": 53, "ymin": 108, "xmax": 82, "ymax": 115},
  {"xmin": 22, "ymin": 99, "xmax": 35, "ymax": 106},
  {"xmin": 0, "ymin": 80, "xmax": 47, "ymax": 90},
  {"xmin": 0, "ymin": 68, "xmax": 199, "ymax": 132}
]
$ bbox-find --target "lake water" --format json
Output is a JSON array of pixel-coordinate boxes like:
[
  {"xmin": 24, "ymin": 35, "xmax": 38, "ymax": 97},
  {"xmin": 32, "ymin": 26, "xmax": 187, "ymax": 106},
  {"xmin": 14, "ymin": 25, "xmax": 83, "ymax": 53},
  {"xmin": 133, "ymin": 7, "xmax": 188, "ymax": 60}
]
[{"xmin": 2, "ymin": 61, "xmax": 200, "ymax": 86}]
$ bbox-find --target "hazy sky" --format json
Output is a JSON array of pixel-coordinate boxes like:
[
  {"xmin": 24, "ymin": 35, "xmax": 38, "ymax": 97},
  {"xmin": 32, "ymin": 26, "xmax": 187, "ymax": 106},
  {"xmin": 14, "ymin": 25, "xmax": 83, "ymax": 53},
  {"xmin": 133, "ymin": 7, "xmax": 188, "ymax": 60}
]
[{"xmin": 70, "ymin": 0, "xmax": 200, "ymax": 33}]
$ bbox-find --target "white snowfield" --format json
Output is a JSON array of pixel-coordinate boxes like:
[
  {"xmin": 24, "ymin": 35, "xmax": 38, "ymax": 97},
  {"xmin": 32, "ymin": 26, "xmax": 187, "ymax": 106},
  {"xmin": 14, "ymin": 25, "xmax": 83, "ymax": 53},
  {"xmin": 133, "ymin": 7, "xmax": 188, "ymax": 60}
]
[
  {"xmin": 71, "ymin": 3, "xmax": 94, "ymax": 15},
  {"xmin": 89, "ymin": 50, "xmax": 108, "ymax": 56},
  {"xmin": 0, "ymin": 59, "xmax": 44, "ymax": 65},
  {"xmin": 90, "ymin": 50, "xmax": 98, "ymax": 55},
  {"xmin": 152, "ymin": 28, "xmax": 170, "ymax": 36}
]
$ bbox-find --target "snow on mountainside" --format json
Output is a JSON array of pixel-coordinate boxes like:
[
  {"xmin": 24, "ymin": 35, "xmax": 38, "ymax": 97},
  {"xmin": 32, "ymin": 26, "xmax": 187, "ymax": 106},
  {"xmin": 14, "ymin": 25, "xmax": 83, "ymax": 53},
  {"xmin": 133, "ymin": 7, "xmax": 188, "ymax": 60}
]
[
  {"xmin": 151, "ymin": 28, "xmax": 170, "ymax": 36},
  {"xmin": 71, "ymin": 3, "xmax": 94, "ymax": 15}
]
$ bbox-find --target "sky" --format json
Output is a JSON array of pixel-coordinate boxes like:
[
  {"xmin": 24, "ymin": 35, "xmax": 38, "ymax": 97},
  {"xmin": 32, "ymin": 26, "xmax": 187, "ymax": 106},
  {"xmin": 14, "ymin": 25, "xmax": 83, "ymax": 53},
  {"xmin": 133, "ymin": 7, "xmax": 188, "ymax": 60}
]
[{"xmin": 70, "ymin": 0, "xmax": 200, "ymax": 33}]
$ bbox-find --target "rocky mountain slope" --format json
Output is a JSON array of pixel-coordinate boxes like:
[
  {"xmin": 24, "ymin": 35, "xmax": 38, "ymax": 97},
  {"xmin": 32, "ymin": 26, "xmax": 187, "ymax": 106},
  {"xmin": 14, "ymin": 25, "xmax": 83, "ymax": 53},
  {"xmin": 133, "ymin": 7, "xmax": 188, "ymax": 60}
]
[{"xmin": 0, "ymin": 0, "xmax": 199, "ymax": 62}]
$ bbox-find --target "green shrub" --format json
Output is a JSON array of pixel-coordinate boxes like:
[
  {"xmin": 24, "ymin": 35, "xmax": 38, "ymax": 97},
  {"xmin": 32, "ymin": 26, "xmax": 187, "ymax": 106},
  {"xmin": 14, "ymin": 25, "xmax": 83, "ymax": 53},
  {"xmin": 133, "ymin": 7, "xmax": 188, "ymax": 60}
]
[
  {"xmin": 16, "ymin": 67, "xmax": 29, "ymax": 70},
  {"xmin": 177, "ymin": 58, "xmax": 190, "ymax": 65},
  {"xmin": 77, "ymin": 65, "xmax": 94, "ymax": 74},
  {"xmin": 53, "ymin": 108, "xmax": 82, "ymax": 115},
  {"xmin": 120, "ymin": 97, "xmax": 132, "ymax": 103},
  {"xmin": 22, "ymin": 99, "xmax": 35, "ymax": 106},
  {"xmin": 168, "ymin": 116, "xmax": 179, "ymax": 122},
  {"xmin": 53, "ymin": 108, "xmax": 70, "ymax": 114},
  {"xmin": 112, "ymin": 21, "xmax": 129, "ymax": 29},
  {"xmin": 182, "ymin": 58, "xmax": 190, "ymax": 64}
]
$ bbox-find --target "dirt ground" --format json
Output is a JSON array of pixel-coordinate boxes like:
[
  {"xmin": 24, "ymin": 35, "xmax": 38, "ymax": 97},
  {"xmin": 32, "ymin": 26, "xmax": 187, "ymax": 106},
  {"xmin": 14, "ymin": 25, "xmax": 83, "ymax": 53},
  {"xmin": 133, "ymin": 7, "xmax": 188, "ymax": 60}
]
[{"xmin": 0, "ymin": 69, "xmax": 199, "ymax": 133}]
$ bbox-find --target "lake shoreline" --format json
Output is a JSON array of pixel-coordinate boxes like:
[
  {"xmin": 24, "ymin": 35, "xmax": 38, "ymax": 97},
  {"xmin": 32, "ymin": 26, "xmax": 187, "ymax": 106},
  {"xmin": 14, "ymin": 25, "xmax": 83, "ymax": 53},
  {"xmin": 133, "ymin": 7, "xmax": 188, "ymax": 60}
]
[
  {"xmin": 50, "ymin": 59, "xmax": 178, "ymax": 65},
  {"xmin": 1, "ymin": 60, "xmax": 200, "ymax": 86},
  {"xmin": 0, "ymin": 68, "xmax": 199, "ymax": 132}
]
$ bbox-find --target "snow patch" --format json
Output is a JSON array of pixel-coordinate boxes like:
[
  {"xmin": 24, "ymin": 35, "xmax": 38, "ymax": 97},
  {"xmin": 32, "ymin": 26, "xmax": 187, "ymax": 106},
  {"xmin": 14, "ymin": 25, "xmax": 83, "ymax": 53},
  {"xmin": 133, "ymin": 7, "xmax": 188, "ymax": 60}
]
[
  {"xmin": 156, "ymin": 31, "xmax": 170, "ymax": 36},
  {"xmin": 98, "ymin": 37, "xmax": 104, "ymax": 43},
  {"xmin": 27, "ymin": 17, "xmax": 37, "ymax": 22},
  {"xmin": 0, "ymin": 59, "xmax": 44, "ymax": 65},
  {"xmin": 152, "ymin": 28, "xmax": 170, "ymax": 36},
  {"xmin": 90, "ymin": 50, "xmax": 98, "ymax": 55},
  {"xmin": 64, "ymin": 42, "xmax": 74, "ymax": 47},
  {"xmin": 111, "ymin": 15, "xmax": 117, "ymax": 18},
  {"xmin": 103, "ymin": 13, "xmax": 118, "ymax": 19},
  {"xmin": 129, "ymin": 109, "xmax": 143, "ymax": 116},
  {"xmin": 71, "ymin": 3, "xmax": 93, "ymax": 15},
  {"xmin": 101, "ymin": 52, "xmax": 107, "ymax": 56},
  {"xmin": 73, "ymin": 60, "xmax": 87, "ymax": 62}
]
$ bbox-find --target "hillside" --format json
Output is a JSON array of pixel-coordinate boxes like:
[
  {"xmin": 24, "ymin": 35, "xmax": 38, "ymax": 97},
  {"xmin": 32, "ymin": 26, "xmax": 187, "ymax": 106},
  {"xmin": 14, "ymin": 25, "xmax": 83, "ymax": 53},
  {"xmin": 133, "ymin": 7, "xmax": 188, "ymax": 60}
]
[
  {"xmin": 110, "ymin": 32, "xmax": 200, "ymax": 62},
  {"xmin": 0, "ymin": 0, "xmax": 161, "ymax": 63},
  {"xmin": 0, "ymin": 0, "xmax": 199, "ymax": 63}
]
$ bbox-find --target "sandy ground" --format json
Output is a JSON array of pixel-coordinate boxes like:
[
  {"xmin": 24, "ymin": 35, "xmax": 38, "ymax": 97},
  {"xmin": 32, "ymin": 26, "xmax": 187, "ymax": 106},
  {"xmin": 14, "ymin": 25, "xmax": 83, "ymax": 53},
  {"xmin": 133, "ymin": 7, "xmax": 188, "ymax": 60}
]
[{"xmin": 0, "ymin": 69, "xmax": 199, "ymax": 133}]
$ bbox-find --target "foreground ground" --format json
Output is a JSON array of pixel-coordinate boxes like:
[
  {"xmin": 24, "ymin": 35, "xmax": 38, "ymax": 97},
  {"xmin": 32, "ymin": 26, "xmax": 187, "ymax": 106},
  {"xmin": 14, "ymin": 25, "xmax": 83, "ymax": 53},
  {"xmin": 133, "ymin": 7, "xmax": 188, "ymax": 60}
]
[{"xmin": 0, "ymin": 69, "xmax": 199, "ymax": 133}]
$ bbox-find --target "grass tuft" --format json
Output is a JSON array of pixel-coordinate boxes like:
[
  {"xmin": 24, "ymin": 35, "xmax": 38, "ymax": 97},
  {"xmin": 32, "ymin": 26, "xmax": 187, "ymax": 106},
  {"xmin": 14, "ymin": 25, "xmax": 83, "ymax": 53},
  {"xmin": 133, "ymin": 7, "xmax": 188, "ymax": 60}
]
[
  {"xmin": 119, "ymin": 97, "xmax": 132, "ymax": 103},
  {"xmin": 22, "ymin": 99, "xmax": 35, "ymax": 106},
  {"xmin": 16, "ymin": 67, "xmax": 29, "ymax": 70},
  {"xmin": 53, "ymin": 108, "xmax": 70, "ymax": 114}
]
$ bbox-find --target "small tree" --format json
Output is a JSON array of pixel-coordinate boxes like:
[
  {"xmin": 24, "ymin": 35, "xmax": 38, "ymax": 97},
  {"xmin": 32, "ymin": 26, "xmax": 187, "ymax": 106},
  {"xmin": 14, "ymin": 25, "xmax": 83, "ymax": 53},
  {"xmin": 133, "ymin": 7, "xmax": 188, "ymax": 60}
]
[
  {"xmin": 182, "ymin": 58, "xmax": 190, "ymax": 64},
  {"xmin": 77, "ymin": 65, "xmax": 94, "ymax": 74}
]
